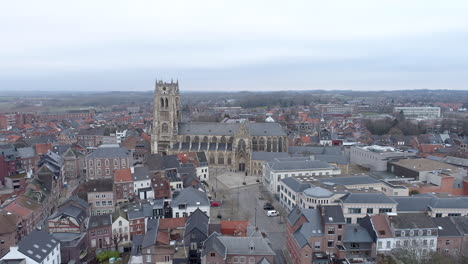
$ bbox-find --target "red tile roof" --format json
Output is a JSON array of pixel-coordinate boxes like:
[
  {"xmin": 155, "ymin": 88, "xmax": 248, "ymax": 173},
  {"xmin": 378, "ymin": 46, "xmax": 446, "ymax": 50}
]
[
  {"xmin": 35, "ymin": 143, "xmax": 52, "ymax": 155},
  {"xmin": 114, "ymin": 168, "xmax": 132, "ymax": 183},
  {"xmin": 371, "ymin": 215, "xmax": 393, "ymax": 238},
  {"xmin": 158, "ymin": 218, "xmax": 186, "ymax": 230},
  {"xmin": 220, "ymin": 220, "xmax": 249, "ymax": 236}
]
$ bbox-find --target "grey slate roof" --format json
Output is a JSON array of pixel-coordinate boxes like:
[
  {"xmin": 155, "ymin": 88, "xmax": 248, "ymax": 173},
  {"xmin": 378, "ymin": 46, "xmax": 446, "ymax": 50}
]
[
  {"xmin": 86, "ymin": 145, "xmax": 130, "ymax": 159},
  {"xmin": 131, "ymin": 235, "xmax": 144, "ymax": 256},
  {"xmin": 172, "ymin": 187, "xmax": 209, "ymax": 208},
  {"xmin": 314, "ymin": 154, "xmax": 348, "ymax": 165},
  {"xmin": 49, "ymin": 204, "xmax": 87, "ymax": 225},
  {"xmin": 431, "ymin": 218, "xmax": 462, "ymax": 237},
  {"xmin": 281, "ymin": 177, "xmax": 312, "ymax": 193},
  {"xmin": 319, "ymin": 175, "xmax": 381, "ymax": 186},
  {"xmin": 218, "ymin": 236, "xmax": 276, "ymax": 255},
  {"xmin": 429, "ymin": 197, "xmax": 468, "ymax": 209},
  {"xmin": 252, "ymin": 151, "xmax": 290, "ymax": 162},
  {"xmin": 201, "ymin": 233, "xmax": 227, "ymax": 258},
  {"xmin": 17, "ymin": 230, "xmax": 59, "ymax": 263},
  {"xmin": 391, "ymin": 196, "xmax": 431, "ymax": 212},
  {"xmin": 185, "ymin": 209, "xmax": 209, "ymax": 238},
  {"xmin": 287, "ymin": 208, "xmax": 324, "ymax": 248},
  {"xmin": 288, "ymin": 146, "xmax": 343, "ymax": 155},
  {"xmin": 132, "ymin": 166, "xmax": 151, "ymax": 181},
  {"xmin": 389, "ymin": 213, "xmax": 437, "ymax": 229},
  {"xmin": 268, "ymin": 159, "xmax": 334, "ymax": 171},
  {"xmin": 340, "ymin": 193, "xmax": 396, "ymax": 204},
  {"xmin": 16, "ymin": 147, "xmax": 35, "ymax": 159},
  {"xmin": 451, "ymin": 216, "xmax": 468, "ymax": 235},
  {"xmin": 88, "ymin": 214, "xmax": 112, "ymax": 228},
  {"xmin": 142, "ymin": 219, "xmax": 159, "ymax": 248},
  {"xmin": 321, "ymin": 205, "xmax": 346, "ymax": 224},
  {"xmin": 392, "ymin": 195, "xmax": 468, "ymax": 212},
  {"xmin": 145, "ymin": 154, "xmax": 180, "ymax": 171},
  {"xmin": 343, "ymin": 225, "xmax": 373, "ymax": 243},
  {"xmin": 303, "ymin": 187, "xmax": 334, "ymax": 198},
  {"xmin": 178, "ymin": 122, "xmax": 286, "ymax": 136}
]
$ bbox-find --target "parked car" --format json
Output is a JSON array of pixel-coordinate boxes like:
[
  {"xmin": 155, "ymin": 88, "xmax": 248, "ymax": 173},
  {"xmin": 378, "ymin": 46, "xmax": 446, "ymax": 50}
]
[
  {"xmin": 266, "ymin": 210, "xmax": 279, "ymax": 217},
  {"xmin": 211, "ymin": 201, "xmax": 221, "ymax": 207},
  {"xmin": 263, "ymin": 202, "xmax": 274, "ymax": 210}
]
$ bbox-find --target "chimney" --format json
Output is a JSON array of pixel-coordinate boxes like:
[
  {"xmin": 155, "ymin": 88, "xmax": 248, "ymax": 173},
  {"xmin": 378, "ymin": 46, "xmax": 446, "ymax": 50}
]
[{"xmin": 130, "ymin": 167, "xmax": 135, "ymax": 174}]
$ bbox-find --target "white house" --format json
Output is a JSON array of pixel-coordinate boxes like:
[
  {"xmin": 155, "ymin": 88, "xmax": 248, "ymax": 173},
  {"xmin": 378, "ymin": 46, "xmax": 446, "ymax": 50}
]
[
  {"xmin": 263, "ymin": 157, "xmax": 340, "ymax": 194},
  {"xmin": 111, "ymin": 210, "xmax": 131, "ymax": 252},
  {"xmin": 196, "ymin": 163, "xmax": 209, "ymax": 182},
  {"xmin": 132, "ymin": 167, "xmax": 152, "ymax": 194},
  {"xmin": 171, "ymin": 187, "xmax": 210, "ymax": 218},
  {"xmin": 1, "ymin": 231, "xmax": 61, "ymax": 264},
  {"xmin": 369, "ymin": 213, "xmax": 438, "ymax": 255}
]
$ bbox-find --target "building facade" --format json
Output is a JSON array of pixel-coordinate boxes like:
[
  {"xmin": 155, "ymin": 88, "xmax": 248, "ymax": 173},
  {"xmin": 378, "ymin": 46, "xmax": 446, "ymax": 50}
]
[{"xmin": 152, "ymin": 80, "xmax": 288, "ymax": 173}]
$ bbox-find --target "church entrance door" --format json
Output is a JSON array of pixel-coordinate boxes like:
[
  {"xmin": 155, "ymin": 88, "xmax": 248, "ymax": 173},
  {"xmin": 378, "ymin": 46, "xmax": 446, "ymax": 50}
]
[{"xmin": 238, "ymin": 163, "xmax": 245, "ymax": 172}]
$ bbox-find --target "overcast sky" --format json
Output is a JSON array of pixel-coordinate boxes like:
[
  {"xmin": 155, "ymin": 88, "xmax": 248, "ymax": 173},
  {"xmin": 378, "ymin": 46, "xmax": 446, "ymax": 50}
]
[{"xmin": 1, "ymin": 0, "xmax": 467, "ymax": 91}]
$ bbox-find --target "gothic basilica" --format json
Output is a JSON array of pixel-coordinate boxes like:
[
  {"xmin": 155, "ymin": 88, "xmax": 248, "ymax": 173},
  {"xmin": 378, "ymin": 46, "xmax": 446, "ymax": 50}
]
[{"xmin": 151, "ymin": 80, "xmax": 288, "ymax": 173}]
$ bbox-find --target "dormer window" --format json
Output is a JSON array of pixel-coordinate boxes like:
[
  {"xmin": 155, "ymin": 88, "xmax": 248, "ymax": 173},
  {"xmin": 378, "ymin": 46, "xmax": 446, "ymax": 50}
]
[
  {"xmin": 410, "ymin": 230, "xmax": 414, "ymax": 236},
  {"xmin": 427, "ymin": 230, "xmax": 432, "ymax": 235},
  {"xmin": 401, "ymin": 231, "xmax": 406, "ymax": 236}
]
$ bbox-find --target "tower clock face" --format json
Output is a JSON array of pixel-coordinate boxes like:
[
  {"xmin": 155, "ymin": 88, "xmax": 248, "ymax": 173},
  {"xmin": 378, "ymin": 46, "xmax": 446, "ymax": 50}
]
[{"xmin": 162, "ymin": 87, "xmax": 167, "ymax": 93}]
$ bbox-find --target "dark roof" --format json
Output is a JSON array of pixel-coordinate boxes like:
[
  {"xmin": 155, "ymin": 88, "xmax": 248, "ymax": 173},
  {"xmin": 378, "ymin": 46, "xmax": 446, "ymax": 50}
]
[
  {"xmin": 185, "ymin": 209, "xmax": 209, "ymax": 238},
  {"xmin": 281, "ymin": 177, "xmax": 312, "ymax": 193},
  {"xmin": 17, "ymin": 230, "xmax": 59, "ymax": 263},
  {"xmin": 340, "ymin": 193, "xmax": 396, "ymax": 204},
  {"xmin": 390, "ymin": 196, "xmax": 432, "ymax": 212},
  {"xmin": 86, "ymin": 145, "xmax": 130, "ymax": 159},
  {"xmin": 451, "ymin": 216, "xmax": 468, "ymax": 235},
  {"xmin": 142, "ymin": 219, "xmax": 159, "ymax": 248},
  {"xmin": 145, "ymin": 154, "xmax": 181, "ymax": 171},
  {"xmin": 389, "ymin": 213, "xmax": 437, "ymax": 229},
  {"xmin": 251, "ymin": 151, "xmax": 290, "ymax": 162},
  {"xmin": 288, "ymin": 146, "xmax": 343, "ymax": 155},
  {"xmin": 80, "ymin": 178, "xmax": 113, "ymax": 193},
  {"xmin": 88, "ymin": 214, "xmax": 112, "ymax": 228},
  {"xmin": 131, "ymin": 235, "xmax": 144, "ymax": 256},
  {"xmin": 49, "ymin": 204, "xmax": 87, "ymax": 225},
  {"xmin": 201, "ymin": 233, "xmax": 226, "ymax": 258},
  {"xmin": 268, "ymin": 159, "xmax": 334, "ymax": 171},
  {"xmin": 178, "ymin": 122, "xmax": 286, "ymax": 136},
  {"xmin": 172, "ymin": 187, "xmax": 209, "ymax": 207},
  {"xmin": 343, "ymin": 225, "xmax": 373, "ymax": 243},
  {"xmin": 321, "ymin": 205, "xmax": 345, "ymax": 224},
  {"xmin": 431, "ymin": 218, "xmax": 462, "ymax": 237}
]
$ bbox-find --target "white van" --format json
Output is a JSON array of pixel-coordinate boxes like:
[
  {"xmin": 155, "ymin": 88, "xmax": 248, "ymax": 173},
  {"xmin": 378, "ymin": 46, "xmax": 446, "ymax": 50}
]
[{"xmin": 266, "ymin": 210, "xmax": 279, "ymax": 217}]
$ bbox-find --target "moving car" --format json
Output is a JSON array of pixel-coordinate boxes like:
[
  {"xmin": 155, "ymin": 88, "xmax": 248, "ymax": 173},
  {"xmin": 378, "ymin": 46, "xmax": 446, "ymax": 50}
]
[
  {"xmin": 211, "ymin": 201, "xmax": 221, "ymax": 207},
  {"xmin": 266, "ymin": 210, "xmax": 279, "ymax": 217},
  {"xmin": 263, "ymin": 202, "xmax": 274, "ymax": 210}
]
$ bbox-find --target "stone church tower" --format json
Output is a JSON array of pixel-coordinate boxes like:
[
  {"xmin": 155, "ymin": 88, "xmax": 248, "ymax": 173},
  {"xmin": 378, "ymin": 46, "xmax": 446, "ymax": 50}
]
[{"xmin": 152, "ymin": 80, "xmax": 181, "ymax": 154}]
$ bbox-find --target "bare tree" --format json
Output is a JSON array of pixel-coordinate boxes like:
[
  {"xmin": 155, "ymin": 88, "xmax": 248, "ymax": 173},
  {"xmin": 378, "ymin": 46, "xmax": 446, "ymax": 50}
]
[{"xmin": 112, "ymin": 233, "xmax": 124, "ymax": 252}]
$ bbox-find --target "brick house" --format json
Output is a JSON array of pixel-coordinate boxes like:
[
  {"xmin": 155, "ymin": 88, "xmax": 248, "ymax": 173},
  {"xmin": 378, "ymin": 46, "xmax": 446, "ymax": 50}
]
[
  {"xmin": 140, "ymin": 219, "xmax": 174, "ymax": 264},
  {"xmin": 432, "ymin": 217, "xmax": 463, "ymax": 256},
  {"xmin": 62, "ymin": 147, "xmax": 85, "ymax": 181},
  {"xmin": 0, "ymin": 212, "xmax": 20, "ymax": 257},
  {"xmin": 114, "ymin": 168, "xmax": 134, "ymax": 204},
  {"xmin": 74, "ymin": 179, "xmax": 115, "ymax": 215},
  {"xmin": 151, "ymin": 171, "xmax": 171, "ymax": 199},
  {"xmin": 286, "ymin": 206, "xmax": 346, "ymax": 264},
  {"xmin": 87, "ymin": 214, "xmax": 113, "ymax": 253},
  {"xmin": 85, "ymin": 145, "xmax": 131, "ymax": 180},
  {"xmin": 128, "ymin": 205, "xmax": 146, "ymax": 239}
]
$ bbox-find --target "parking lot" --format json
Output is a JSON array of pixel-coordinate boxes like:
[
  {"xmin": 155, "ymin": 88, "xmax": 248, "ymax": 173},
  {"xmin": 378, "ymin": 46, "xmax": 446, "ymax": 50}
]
[{"xmin": 209, "ymin": 171, "xmax": 287, "ymax": 263}]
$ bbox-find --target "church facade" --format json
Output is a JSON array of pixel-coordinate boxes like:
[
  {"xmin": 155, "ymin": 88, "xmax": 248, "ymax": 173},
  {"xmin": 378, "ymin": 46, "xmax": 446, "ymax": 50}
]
[{"xmin": 152, "ymin": 80, "xmax": 288, "ymax": 173}]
